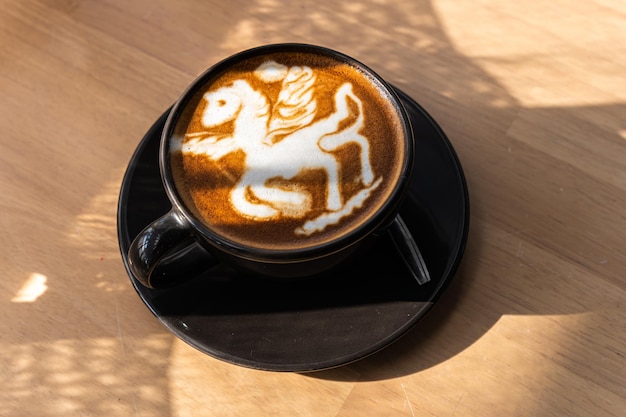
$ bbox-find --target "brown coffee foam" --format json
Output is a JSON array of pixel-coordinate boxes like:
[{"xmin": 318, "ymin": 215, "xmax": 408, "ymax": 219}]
[{"xmin": 170, "ymin": 50, "xmax": 406, "ymax": 251}]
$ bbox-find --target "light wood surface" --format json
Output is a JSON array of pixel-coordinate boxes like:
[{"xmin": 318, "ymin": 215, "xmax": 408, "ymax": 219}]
[{"xmin": 1, "ymin": 0, "xmax": 625, "ymax": 416}]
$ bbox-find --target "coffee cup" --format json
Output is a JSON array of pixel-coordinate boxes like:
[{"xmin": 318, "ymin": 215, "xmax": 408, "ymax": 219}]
[{"xmin": 128, "ymin": 43, "xmax": 430, "ymax": 288}]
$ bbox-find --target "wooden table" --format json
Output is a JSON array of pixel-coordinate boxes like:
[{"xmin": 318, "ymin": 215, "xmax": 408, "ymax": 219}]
[{"xmin": 2, "ymin": 0, "xmax": 624, "ymax": 415}]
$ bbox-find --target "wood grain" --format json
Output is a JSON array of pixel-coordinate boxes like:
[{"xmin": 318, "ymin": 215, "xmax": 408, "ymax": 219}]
[{"xmin": 1, "ymin": 0, "xmax": 624, "ymax": 415}]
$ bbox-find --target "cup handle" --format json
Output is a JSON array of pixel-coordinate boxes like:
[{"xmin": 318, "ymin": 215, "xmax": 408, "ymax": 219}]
[
  {"xmin": 127, "ymin": 210, "xmax": 208, "ymax": 289},
  {"xmin": 388, "ymin": 215, "xmax": 431, "ymax": 285}
]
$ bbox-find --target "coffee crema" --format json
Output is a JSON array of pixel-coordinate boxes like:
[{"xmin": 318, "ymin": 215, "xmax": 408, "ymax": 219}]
[{"xmin": 169, "ymin": 50, "xmax": 407, "ymax": 250}]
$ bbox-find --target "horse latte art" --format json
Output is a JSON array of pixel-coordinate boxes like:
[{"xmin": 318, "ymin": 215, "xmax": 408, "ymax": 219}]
[{"xmin": 170, "ymin": 51, "xmax": 406, "ymax": 250}]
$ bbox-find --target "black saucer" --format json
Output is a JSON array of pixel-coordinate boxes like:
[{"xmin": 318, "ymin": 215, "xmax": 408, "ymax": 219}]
[{"xmin": 117, "ymin": 88, "xmax": 469, "ymax": 372}]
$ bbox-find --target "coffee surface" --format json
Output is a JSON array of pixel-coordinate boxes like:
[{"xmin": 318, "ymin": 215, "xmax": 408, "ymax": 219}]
[{"xmin": 170, "ymin": 50, "xmax": 407, "ymax": 250}]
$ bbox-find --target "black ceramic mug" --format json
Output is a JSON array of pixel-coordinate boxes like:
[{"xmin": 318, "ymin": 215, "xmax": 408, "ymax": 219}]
[{"xmin": 128, "ymin": 43, "xmax": 429, "ymax": 288}]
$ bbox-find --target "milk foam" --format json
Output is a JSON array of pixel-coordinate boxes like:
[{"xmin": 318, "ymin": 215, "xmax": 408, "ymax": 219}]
[{"xmin": 181, "ymin": 59, "xmax": 381, "ymax": 236}]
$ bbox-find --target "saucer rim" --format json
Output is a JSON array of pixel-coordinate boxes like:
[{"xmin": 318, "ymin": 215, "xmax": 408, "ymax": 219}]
[{"xmin": 116, "ymin": 87, "xmax": 469, "ymax": 372}]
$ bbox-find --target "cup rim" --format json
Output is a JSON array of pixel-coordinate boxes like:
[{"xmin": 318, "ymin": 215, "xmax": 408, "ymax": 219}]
[{"xmin": 159, "ymin": 43, "xmax": 415, "ymax": 263}]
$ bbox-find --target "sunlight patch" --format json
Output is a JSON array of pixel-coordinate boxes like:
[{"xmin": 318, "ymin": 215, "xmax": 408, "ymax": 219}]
[{"xmin": 12, "ymin": 273, "xmax": 48, "ymax": 303}]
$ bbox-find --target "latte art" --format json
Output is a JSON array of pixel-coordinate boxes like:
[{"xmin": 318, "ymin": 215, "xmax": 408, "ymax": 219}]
[
  {"xmin": 170, "ymin": 51, "xmax": 406, "ymax": 250},
  {"xmin": 180, "ymin": 60, "xmax": 379, "ymax": 236}
]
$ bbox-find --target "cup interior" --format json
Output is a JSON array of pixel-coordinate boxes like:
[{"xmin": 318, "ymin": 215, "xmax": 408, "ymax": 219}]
[{"xmin": 159, "ymin": 43, "xmax": 415, "ymax": 263}]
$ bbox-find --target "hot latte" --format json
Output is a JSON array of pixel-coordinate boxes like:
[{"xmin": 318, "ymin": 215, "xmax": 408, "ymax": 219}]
[{"xmin": 169, "ymin": 48, "xmax": 409, "ymax": 251}]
